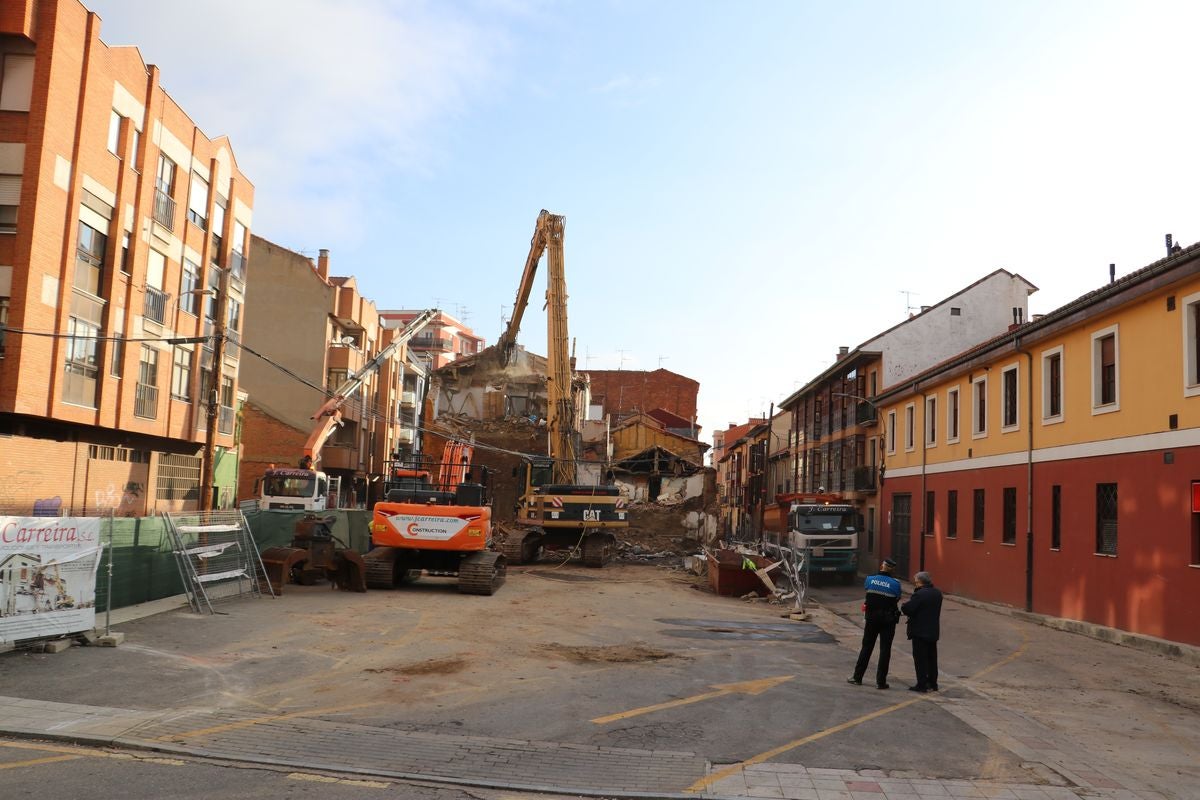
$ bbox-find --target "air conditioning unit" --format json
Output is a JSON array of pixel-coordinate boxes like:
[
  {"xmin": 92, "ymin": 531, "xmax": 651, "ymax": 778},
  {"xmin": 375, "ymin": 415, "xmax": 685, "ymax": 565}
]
[
  {"xmin": 400, "ymin": 391, "xmax": 416, "ymax": 408},
  {"xmin": 396, "ymin": 429, "xmax": 414, "ymax": 444}
]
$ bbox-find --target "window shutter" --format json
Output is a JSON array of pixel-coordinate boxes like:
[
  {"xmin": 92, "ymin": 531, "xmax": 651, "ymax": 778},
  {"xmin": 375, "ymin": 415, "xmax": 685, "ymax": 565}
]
[
  {"xmin": 188, "ymin": 175, "xmax": 208, "ymax": 216},
  {"xmin": 0, "ymin": 174, "xmax": 21, "ymax": 204}
]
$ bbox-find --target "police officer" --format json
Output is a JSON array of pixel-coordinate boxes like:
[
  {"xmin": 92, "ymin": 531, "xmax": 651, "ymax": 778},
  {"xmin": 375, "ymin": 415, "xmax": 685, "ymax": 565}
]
[{"xmin": 847, "ymin": 557, "xmax": 902, "ymax": 689}]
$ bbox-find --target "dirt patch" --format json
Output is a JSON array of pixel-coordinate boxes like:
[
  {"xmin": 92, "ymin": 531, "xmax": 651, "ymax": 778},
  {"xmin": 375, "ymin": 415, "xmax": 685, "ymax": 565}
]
[
  {"xmin": 534, "ymin": 642, "xmax": 677, "ymax": 664},
  {"xmin": 365, "ymin": 657, "xmax": 468, "ymax": 676}
]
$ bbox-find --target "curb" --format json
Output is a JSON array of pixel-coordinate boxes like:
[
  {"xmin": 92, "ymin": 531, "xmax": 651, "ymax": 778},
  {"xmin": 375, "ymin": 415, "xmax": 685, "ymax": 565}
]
[
  {"xmin": 947, "ymin": 595, "xmax": 1200, "ymax": 668},
  {"xmin": 0, "ymin": 724, "xmax": 744, "ymax": 800}
]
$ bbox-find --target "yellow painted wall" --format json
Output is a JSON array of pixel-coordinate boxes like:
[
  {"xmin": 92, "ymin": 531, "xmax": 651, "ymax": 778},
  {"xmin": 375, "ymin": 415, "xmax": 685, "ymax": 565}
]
[
  {"xmin": 882, "ymin": 273, "xmax": 1200, "ymax": 470},
  {"xmin": 612, "ymin": 422, "xmax": 706, "ymax": 466}
]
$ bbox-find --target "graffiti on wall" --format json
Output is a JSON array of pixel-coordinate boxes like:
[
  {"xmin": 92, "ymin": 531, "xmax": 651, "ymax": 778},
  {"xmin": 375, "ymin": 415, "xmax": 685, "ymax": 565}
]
[{"xmin": 92, "ymin": 482, "xmax": 144, "ymax": 517}]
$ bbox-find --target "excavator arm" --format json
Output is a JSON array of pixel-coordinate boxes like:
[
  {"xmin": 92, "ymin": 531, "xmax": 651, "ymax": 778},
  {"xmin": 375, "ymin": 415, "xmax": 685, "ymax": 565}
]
[
  {"xmin": 302, "ymin": 307, "xmax": 439, "ymax": 464},
  {"xmin": 496, "ymin": 210, "xmax": 553, "ymax": 366}
]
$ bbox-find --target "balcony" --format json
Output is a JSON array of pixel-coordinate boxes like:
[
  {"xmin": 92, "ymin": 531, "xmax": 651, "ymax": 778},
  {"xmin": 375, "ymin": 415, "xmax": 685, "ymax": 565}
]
[
  {"xmin": 152, "ymin": 188, "xmax": 176, "ymax": 230},
  {"xmin": 321, "ymin": 444, "xmax": 359, "ymax": 471},
  {"xmin": 852, "ymin": 465, "xmax": 877, "ymax": 493},
  {"xmin": 396, "ymin": 429, "xmax": 415, "ymax": 444},
  {"xmin": 218, "ymin": 405, "xmax": 234, "ymax": 435},
  {"xmin": 134, "ymin": 383, "xmax": 158, "ymax": 419},
  {"xmin": 143, "ymin": 286, "xmax": 168, "ymax": 325},
  {"xmin": 400, "ymin": 391, "xmax": 416, "ymax": 408},
  {"xmin": 856, "ymin": 401, "xmax": 878, "ymax": 426}
]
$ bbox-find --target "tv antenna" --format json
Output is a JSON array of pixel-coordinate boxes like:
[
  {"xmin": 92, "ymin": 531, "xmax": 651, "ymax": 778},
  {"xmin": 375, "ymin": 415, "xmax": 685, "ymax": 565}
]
[
  {"xmin": 657, "ymin": 355, "xmax": 669, "ymax": 368},
  {"xmin": 900, "ymin": 290, "xmax": 920, "ymax": 316}
]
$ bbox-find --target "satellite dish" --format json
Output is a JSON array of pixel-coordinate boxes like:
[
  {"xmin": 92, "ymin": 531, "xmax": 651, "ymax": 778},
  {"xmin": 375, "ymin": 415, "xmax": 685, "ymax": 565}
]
[{"xmin": 341, "ymin": 335, "xmax": 355, "ymax": 345}]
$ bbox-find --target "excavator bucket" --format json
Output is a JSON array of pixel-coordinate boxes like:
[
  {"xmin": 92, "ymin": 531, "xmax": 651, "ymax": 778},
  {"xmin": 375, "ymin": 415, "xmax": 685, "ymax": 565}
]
[
  {"xmin": 329, "ymin": 549, "xmax": 367, "ymax": 593},
  {"xmin": 259, "ymin": 546, "xmax": 310, "ymax": 595}
]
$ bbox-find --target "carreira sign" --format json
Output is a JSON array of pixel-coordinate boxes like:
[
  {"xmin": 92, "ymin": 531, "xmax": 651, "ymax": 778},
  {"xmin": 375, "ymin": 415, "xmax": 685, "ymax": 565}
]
[{"xmin": 0, "ymin": 517, "xmax": 103, "ymax": 645}]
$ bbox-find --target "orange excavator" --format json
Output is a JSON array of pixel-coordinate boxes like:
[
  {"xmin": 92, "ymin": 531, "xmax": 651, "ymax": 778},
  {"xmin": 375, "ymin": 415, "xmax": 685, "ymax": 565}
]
[{"xmin": 364, "ymin": 441, "xmax": 505, "ymax": 595}]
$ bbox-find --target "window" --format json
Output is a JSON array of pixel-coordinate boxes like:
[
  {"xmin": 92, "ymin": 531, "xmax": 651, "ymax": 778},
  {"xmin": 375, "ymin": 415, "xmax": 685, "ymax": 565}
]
[
  {"xmin": 204, "ymin": 268, "xmax": 221, "ymax": 321},
  {"xmin": 1042, "ymin": 346, "xmax": 1064, "ymax": 421},
  {"xmin": 63, "ymin": 316, "xmax": 100, "ymax": 407},
  {"xmin": 119, "ymin": 231, "xmax": 131, "ymax": 274},
  {"xmin": 950, "ymin": 307, "xmax": 962, "ymax": 316},
  {"xmin": 947, "ymin": 490, "xmax": 958, "ymax": 539},
  {"xmin": 973, "ymin": 489, "xmax": 985, "ymax": 541},
  {"xmin": 1002, "ymin": 365, "xmax": 1018, "ymax": 430},
  {"xmin": 227, "ymin": 297, "xmax": 241, "ymax": 332},
  {"xmin": 110, "ymin": 333, "xmax": 123, "ymax": 378},
  {"xmin": 972, "ymin": 375, "xmax": 987, "ymax": 437},
  {"xmin": 135, "ymin": 346, "xmax": 159, "ymax": 419},
  {"xmin": 867, "ymin": 507, "xmax": 875, "ymax": 552},
  {"xmin": 1051, "ymin": 485, "xmax": 1061, "ymax": 550},
  {"xmin": 1096, "ymin": 483, "xmax": 1118, "ymax": 555},
  {"xmin": 107, "ymin": 111, "xmax": 122, "ymax": 155},
  {"xmin": 0, "ymin": 174, "xmax": 20, "ymax": 233},
  {"xmin": 153, "ymin": 156, "xmax": 177, "ymax": 229},
  {"xmin": 171, "ymin": 347, "xmax": 192, "ymax": 401},
  {"xmin": 947, "ymin": 386, "xmax": 960, "ymax": 442},
  {"xmin": 211, "ymin": 201, "xmax": 226, "ymax": 254},
  {"xmin": 75, "ymin": 220, "xmax": 108, "ymax": 297},
  {"xmin": 886, "ymin": 410, "xmax": 896, "ymax": 454},
  {"xmin": 925, "ymin": 490, "xmax": 935, "ymax": 537},
  {"xmin": 0, "ymin": 53, "xmax": 35, "ymax": 112},
  {"xmin": 187, "ymin": 172, "xmax": 208, "ymax": 229},
  {"xmin": 0, "ymin": 296, "xmax": 7, "ymax": 357},
  {"xmin": 155, "ymin": 155, "xmax": 176, "ymax": 195},
  {"xmin": 1002, "ymin": 487, "xmax": 1017, "ymax": 544},
  {"xmin": 1092, "ymin": 326, "xmax": 1119, "ymax": 412},
  {"xmin": 1182, "ymin": 292, "xmax": 1200, "ymax": 397},
  {"xmin": 925, "ymin": 395, "xmax": 937, "ymax": 446},
  {"xmin": 180, "ymin": 260, "xmax": 200, "ymax": 315},
  {"xmin": 904, "ymin": 403, "xmax": 915, "ymax": 451}
]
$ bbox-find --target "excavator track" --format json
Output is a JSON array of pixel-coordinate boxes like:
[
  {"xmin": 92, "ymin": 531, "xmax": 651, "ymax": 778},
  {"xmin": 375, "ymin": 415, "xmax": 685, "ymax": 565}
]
[
  {"xmin": 363, "ymin": 547, "xmax": 399, "ymax": 590},
  {"xmin": 501, "ymin": 529, "xmax": 543, "ymax": 565},
  {"xmin": 582, "ymin": 532, "xmax": 616, "ymax": 568},
  {"xmin": 458, "ymin": 551, "xmax": 506, "ymax": 595}
]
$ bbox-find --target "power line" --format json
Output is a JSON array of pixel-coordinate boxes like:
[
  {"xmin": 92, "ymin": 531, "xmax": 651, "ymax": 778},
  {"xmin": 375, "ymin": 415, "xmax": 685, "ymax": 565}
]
[{"xmin": 0, "ymin": 326, "xmax": 210, "ymax": 345}]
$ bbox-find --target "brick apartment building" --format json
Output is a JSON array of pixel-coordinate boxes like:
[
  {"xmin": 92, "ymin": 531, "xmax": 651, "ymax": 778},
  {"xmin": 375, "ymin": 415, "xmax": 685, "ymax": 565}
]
[
  {"xmin": 584, "ymin": 368, "xmax": 700, "ymax": 431},
  {"xmin": 0, "ymin": 0, "xmax": 254, "ymax": 514},
  {"xmin": 378, "ymin": 309, "xmax": 483, "ymax": 370},
  {"xmin": 239, "ymin": 238, "xmax": 418, "ymax": 508}
]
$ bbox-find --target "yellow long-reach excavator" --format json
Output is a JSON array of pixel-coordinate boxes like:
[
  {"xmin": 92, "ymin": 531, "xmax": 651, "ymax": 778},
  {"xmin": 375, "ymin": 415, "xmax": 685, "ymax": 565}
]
[{"xmin": 498, "ymin": 210, "xmax": 629, "ymax": 567}]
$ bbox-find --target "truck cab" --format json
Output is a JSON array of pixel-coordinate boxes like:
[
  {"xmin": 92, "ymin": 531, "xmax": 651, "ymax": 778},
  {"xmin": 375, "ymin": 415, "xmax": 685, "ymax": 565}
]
[
  {"xmin": 260, "ymin": 468, "xmax": 330, "ymax": 511},
  {"xmin": 786, "ymin": 501, "xmax": 859, "ymax": 579}
]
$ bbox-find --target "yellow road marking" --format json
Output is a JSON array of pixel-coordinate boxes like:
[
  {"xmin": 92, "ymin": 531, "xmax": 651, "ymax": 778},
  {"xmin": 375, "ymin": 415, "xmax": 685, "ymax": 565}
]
[
  {"xmin": 968, "ymin": 629, "xmax": 1029, "ymax": 681},
  {"xmin": 592, "ymin": 675, "xmax": 794, "ymax": 725},
  {"xmin": 0, "ymin": 754, "xmax": 83, "ymax": 769},
  {"xmin": 158, "ymin": 701, "xmax": 375, "ymax": 741},
  {"xmin": 287, "ymin": 772, "xmax": 389, "ymax": 788},
  {"xmin": 685, "ymin": 631, "xmax": 1031, "ymax": 793},
  {"xmin": 1, "ymin": 741, "xmax": 92, "ymax": 755},
  {"xmin": 686, "ymin": 696, "xmax": 927, "ymax": 792}
]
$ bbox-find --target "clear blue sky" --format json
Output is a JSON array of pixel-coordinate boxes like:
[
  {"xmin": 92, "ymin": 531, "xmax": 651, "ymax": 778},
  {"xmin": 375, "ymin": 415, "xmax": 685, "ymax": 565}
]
[{"xmin": 86, "ymin": 0, "xmax": 1200, "ymax": 440}]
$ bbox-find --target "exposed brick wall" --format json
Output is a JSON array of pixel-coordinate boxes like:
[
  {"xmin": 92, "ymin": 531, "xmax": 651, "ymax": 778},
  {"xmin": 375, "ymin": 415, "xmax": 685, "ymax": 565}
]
[
  {"xmin": 0, "ymin": 434, "xmax": 148, "ymax": 514},
  {"xmin": 585, "ymin": 369, "xmax": 699, "ymax": 422},
  {"xmin": 238, "ymin": 402, "xmax": 307, "ymax": 501}
]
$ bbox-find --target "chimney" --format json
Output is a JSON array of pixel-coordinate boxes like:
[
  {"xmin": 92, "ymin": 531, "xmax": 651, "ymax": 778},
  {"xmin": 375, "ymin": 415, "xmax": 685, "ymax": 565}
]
[
  {"xmin": 837, "ymin": 346, "xmax": 849, "ymax": 360},
  {"xmin": 1166, "ymin": 233, "xmax": 1174, "ymax": 256},
  {"xmin": 920, "ymin": 305, "xmax": 931, "ymax": 313},
  {"xmin": 1109, "ymin": 263, "xmax": 1115, "ymax": 284},
  {"xmin": 318, "ymin": 249, "xmax": 330, "ymax": 281},
  {"xmin": 1032, "ymin": 314, "xmax": 1045, "ymax": 322}
]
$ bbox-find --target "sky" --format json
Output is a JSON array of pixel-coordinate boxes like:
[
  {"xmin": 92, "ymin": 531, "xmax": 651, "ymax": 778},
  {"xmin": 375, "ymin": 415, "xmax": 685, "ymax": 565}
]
[{"xmin": 85, "ymin": 0, "xmax": 1200, "ymax": 443}]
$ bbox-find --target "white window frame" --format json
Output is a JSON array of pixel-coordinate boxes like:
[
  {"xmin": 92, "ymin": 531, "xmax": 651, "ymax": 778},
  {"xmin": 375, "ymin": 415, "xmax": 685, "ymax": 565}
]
[
  {"xmin": 904, "ymin": 402, "xmax": 915, "ymax": 452},
  {"xmin": 946, "ymin": 385, "xmax": 961, "ymax": 444},
  {"xmin": 925, "ymin": 395, "xmax": 937, "ymax": 447},
  {"xmin": 1182, "ymin": 291, "xmax": 1200, "ymax": 398},
  {"xmin": 1000, "ymin": 362, "xmax": 1020, "ymax": 433},
  {"xmin": 972, "ymin": 374, "xmax": 988, "ymax": 438},
  {"xmin": 107, "ymin": 111, "xmax": 121, "ymax": 155},
  {"xmin": 886, "ymin": 409, "xmax": 897, "ymax": 455},
  {"xmin": 1042, "ymin": 345, "xmax": 1065, "ymax": 424},
  {"xmin": 1091, "ymin": 324, "xmax": 1120, "ymax": 415}
]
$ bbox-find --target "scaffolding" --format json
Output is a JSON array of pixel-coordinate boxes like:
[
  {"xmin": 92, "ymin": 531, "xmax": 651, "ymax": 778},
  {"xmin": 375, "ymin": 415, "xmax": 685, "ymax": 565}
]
[{"xmin": 163, "ymin": 509, "xmax": 274, "ymax": 613}]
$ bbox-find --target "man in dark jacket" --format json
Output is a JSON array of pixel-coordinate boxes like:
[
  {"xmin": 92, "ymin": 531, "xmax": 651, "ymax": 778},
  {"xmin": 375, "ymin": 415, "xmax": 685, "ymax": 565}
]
[
  {"xmin": 901, "ymin": 571, "xmax": 943, "ymax": 692},
  {"xmin": 847, "ymin": 558, "xmax": 902, "ymax": 689}
]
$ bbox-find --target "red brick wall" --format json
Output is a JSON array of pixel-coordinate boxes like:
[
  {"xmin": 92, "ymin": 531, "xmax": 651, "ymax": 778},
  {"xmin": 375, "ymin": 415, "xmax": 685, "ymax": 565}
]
[
  {"xmin": 585, "ymin": 369, "xmax": 699, "ymax": 421},
  {"xmin": 0, "ymin": 434, "xmax": 148, "ymax": 514},
  {"xmin": 238, "ymin": 403, "xmax": 307, "ymax": 501}
]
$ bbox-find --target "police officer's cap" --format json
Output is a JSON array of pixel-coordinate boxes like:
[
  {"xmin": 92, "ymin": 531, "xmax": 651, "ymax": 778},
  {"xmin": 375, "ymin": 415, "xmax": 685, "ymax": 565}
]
[{"xmin": 881, "ymin": 558, "xmax": 898, "ymax": 570}]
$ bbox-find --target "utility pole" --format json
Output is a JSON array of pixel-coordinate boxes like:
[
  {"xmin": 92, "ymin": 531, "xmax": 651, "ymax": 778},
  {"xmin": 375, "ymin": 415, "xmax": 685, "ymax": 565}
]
[{"xmin": 199, "ymin": 266, "xmax": 230, "ymax": 510}]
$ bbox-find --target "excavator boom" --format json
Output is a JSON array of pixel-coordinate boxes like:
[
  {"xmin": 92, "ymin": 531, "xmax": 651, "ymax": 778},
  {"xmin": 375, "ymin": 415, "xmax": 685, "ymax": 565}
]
[{"xmin": 497, "ymin": 210, "xmax": 552, "ymax": 366}]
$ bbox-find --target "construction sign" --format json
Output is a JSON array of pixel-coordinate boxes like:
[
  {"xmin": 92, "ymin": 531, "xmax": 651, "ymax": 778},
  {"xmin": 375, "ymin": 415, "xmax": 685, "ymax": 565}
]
[{"xmin": 0, "ymin": 517, "xmax": 104, "ymax": 645}]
